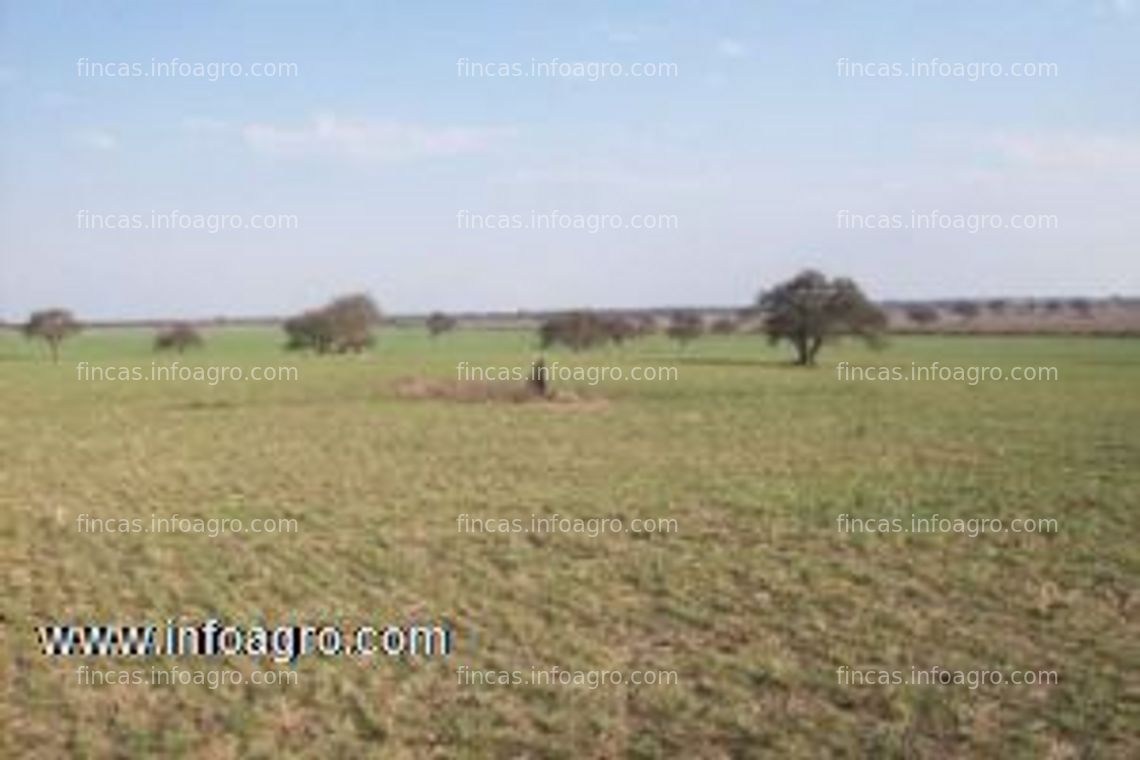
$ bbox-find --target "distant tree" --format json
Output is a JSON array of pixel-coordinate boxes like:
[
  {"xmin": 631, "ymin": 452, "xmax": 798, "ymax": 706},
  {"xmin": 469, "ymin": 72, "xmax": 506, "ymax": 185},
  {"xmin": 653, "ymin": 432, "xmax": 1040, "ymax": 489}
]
[
  {"xmin": 154, "ymin": 323, "xmax": 203, "ymax": 353},
  {"xmin": 757, "ymin": 270, "xmax": 886, "ymax": 366},
  {"xmin": 284, "ymin": 293, "xmax": 381, "ymax": 354},
  {"xmin": 538, "ymin": 311, "xmax": 611, "ymax": 351},
  {"xmin": 325, "ymin": 293, "xmax": 381, "ymax": 352},
  {"xmin": 949, "ymin": 300, "xmax": 981, "ymax": 319},
  {"xmin": 634, "ymin": 314, "xmax": 658, "ymax": 337},
  {"xmin": 710, "ymin": 317, "xmax": 739, "ymax": 335},
  {"xmin": 665, "ymin": 312, "xmax": 703, "ymax": 347},
  {"xmin": 986, "ymin": 299, "xmax": 1009, "ymax": 315},
  {"xmin": 24, "ymin": 308, "xmax": 80, "ymax": 362},
  {"xmin": 426, "ymin": 311, "xmax": 458, "ymax": 338},
  {"xmin": 1043, "ymin": 299, "xmax": 1064, "ymax": 314},
  {"xmin": 1068, "ymin": 298, "xmax": 1093, "ymax": 318},
  {"xmin": 602, "ymin": 316, "xmax": 638, "ymax": 346},
  {"xmin": 284, "ymin": 309, "xmax": 336, "ymax": 354},
  {"xmin": 904, "ymin": 304, "xmax": 940, "ymax": 325}
]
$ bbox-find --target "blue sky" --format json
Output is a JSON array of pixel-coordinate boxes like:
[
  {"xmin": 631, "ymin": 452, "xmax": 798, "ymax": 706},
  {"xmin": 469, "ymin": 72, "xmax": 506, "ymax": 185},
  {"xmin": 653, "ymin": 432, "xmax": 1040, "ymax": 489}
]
[{"xmin": 1, "ymin": 0, "xmax": 1137, "ymax": 319}]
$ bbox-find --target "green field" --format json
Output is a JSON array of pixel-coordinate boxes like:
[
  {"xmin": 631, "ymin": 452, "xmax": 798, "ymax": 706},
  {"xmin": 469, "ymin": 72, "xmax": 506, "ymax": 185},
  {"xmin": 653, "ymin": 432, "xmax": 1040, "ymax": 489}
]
[{"xmin": 2, "ymin": 328, "xmax": 1137, "ymax": 758}]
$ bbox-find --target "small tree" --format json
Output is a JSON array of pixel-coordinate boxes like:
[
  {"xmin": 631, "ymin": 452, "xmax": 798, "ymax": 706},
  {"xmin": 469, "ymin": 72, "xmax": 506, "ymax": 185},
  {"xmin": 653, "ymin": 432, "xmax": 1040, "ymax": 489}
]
[
  {"xmin": 24, "ymin": 308, "xmax": 80, "ymax": 362},
  {"xmin": 538, "ymin": 311, "xmax": 611, "ymax": 352},
  {"xmin": 284, "ymin": 309, "xmax": 336, "ymax": 353},
  {"xmin": 710, "ymin": 317, "xmax": 739, "ymax": 335},
  {"xmin": 949, "ymin": 300, "xmax": 980, "ymax": 320},
  {"xmin": 1068, "ymin": 298, "xmax": 1092, "ymax": 318},
  {"xmin": 905, "ymin": 304, "xmax": 940, "ymax": 325},
  {"xmin": 602, "ymin": 316, "xmax": 638, "ymax": 346},
  {"xmin": 155, "ymin": 323, "xmax": 203, "ymax": 354},
  {"xmin": 426, "ymin": 311, "xmax": 457, "ymax": 338},
  {"xmin": 325, "ymin": 293, "xmax": 381, "ymax": 353},
  {"xmin": 986, "ymin": 299, "xmax": 1008, "ymax": 315},
  {"xmin": 284, "ymin": 293, "xmax": 381, "ymax": 354},
  {"xmin": 634, "ymin": 314, "xmax": 658, "ymax": 337},
  {"xmin": 666, "ymin": 312, "xmax": 703, "ymax": 347},
  {"xmin": 757, "ymin": 270, "xmax": 885, "ymax": 366}
]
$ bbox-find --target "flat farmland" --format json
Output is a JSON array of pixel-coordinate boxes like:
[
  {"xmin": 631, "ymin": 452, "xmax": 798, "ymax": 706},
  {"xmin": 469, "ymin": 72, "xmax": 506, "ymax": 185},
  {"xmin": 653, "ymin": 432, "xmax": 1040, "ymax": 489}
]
[{"xmin": 1, "ymin": 329, "xmax": 1137, "ymax": 758}]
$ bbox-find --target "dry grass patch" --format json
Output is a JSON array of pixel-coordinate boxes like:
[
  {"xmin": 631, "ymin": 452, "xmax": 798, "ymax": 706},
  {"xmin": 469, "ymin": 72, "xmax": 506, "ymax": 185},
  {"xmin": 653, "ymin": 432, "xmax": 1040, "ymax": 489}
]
[{"xmin": 392, "ymin": 376, "xmax": 607, "ymax": 409}]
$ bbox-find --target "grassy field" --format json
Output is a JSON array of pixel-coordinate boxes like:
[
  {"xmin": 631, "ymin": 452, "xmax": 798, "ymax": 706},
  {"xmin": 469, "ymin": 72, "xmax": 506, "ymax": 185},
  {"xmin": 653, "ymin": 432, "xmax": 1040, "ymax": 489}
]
[{"xmin": 1, "ymin": 328, "xmax": 1137, "ymax": 758}]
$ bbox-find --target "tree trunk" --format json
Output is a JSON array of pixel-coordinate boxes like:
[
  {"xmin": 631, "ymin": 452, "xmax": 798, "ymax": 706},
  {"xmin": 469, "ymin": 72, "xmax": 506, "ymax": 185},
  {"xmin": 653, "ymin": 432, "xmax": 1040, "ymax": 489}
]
[
  {"xmin": 806, "ymin": 336, "xmax": 823, "ymax": 365},
  {"xmin": 793, "ymin": 334, "xmax": 810, "ymax": 365}
]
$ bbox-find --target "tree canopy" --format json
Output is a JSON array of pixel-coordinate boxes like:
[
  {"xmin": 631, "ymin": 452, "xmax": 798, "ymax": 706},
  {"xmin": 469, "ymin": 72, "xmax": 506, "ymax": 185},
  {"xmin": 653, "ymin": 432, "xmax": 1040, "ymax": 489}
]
[
  {"xmin": 24, "ymin": 308, "xmax": 80, "ymax": 362},
  {"xmin": 756, "ymin": 270, "xmax": 886, "ymax": 365},
  {"xmin": 284, "ymin": 293, "xmax": 381, "ymax": 354}
]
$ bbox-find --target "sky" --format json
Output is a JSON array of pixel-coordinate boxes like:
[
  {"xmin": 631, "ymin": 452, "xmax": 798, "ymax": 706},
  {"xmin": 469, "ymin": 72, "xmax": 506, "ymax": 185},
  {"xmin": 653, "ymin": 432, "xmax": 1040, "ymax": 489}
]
[{"xmin": 0, "ymin": 0, "xmax": 1137, "ymax": 320}]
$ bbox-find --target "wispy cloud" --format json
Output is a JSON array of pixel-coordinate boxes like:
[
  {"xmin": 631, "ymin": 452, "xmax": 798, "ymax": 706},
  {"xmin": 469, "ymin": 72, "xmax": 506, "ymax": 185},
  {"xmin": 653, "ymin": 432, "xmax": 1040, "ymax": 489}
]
[
  {"xmin": 73, "ymin": 128, "xmax": 117, "ymax": 151},
  {"xmin": 241, "ymin": 113, "xmax": 515, "ymax": 162},
  {"xmin": 182, "ymin": 116, "xmax": 228, "ymax": 134},
  {"xmin": 716, "ymin": 38, "xmax": 750, "ymax": 59},
  {"xmin": 989, "ymin": 131, "xmax": 1140, "ymax": 170},
  {"xmin": 492, "ymin": 165, "xmax": 705, "ymax": 191}
]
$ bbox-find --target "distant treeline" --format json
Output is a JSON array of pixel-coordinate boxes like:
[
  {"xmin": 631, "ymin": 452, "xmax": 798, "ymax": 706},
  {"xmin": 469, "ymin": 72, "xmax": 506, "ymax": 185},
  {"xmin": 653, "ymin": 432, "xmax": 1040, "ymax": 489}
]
[{"xmin": 4, "ymin": 298, "xmax": 1136, "ymax": 331}]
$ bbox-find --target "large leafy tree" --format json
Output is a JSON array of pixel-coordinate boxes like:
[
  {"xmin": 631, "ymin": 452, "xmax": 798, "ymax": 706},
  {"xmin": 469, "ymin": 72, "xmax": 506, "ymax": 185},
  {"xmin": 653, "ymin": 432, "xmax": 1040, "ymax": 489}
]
[
  {"xmin": 24, "ymin": 308, "xmax": 80, "ymax": 362},
  {"xmin": 757, "ymin": 270, "xmax": 886, "ymax": 365}
]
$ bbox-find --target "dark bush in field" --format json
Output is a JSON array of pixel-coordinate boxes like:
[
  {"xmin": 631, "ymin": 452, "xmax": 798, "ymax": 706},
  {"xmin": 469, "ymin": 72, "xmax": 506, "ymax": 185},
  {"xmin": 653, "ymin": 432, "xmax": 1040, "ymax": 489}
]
[
  {"xmin": 710, "ymin": 317, "xmax": 739, "ymax": 334},
  {"xmin": 905, "ymin": 304, "xmax": 941, "ymax": 325},
  {"xmin": 538, "ymin": 311, "xmax": 612, "ymax": 351},
  {"xmin": 154, "ymin": 323, "xmax": 203, "ymax": 353},
  {"xmin": 666, "ymin": 312, "xmax": 704, "ymax": 346},
  {"xmin": 1069, "ymin": 298, "xmax": 1093, "ymax": 318},
  {"xmin": 986, "ymin": 299, "xmax": 1009, "ymax": 315},
  {"xmin": 757, "ymin": 269, "xmax": 885, "ymax": 365},
  {"xmin": 634, "ymin": 314, "xmax": 658, "ymax": 336},
  {"xmin": 949, "ymin": 301, "xmax": 981, "ymax": 319},
  {"xmin": 284, "ymin": 293, "xmax": 381, "ymax": 354},
  {"xmin": 602, "ymin": 317, "xmax": 638, "ymax": 346},
  {"xmin": 24, "ymin": 308, "xmax": 80, "ymax": 362},
  {"xmin": 426, "ymin": 311, "xmax": 457, "ymax": 337}
]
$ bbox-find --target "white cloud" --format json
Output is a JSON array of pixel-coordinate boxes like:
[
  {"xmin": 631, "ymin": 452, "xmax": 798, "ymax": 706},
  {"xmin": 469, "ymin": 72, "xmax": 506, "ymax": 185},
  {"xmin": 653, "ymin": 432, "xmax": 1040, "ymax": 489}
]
[
  {"xmin": 1092, "ymin": 0, "xmax": 1135, "ymax": 18},
  {"xmin": 493, "ymin": 166, "xmax": 702, "ymax": 191},
  {"xmin": 73, "ymin": 128, "xmax": 117, "ymax": 151},
  {"xmin": 989, "ymin": 131, "xmax": 1140, "ymax": 170},
  {"xmin": 1108, "ymin": 0, "xmax": 1134, "ymax": 16},
  {"xmin": 241, "ymin": 113, "xmax": 515, "ymax": 162},
  {"xmin": 182, "ymin": 116, "xmax": 228, "ymax": 133},
  {"xmin": 717, "ymin": 38, "xmax": 749, "ymax": 59}
]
